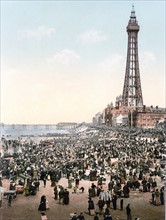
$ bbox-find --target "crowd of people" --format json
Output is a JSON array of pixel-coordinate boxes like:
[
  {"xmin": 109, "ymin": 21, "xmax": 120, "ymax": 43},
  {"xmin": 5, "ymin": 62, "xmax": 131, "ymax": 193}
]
[{"xmin": 0, "ymin": 126, "xmax": 165, "ymax": 219}]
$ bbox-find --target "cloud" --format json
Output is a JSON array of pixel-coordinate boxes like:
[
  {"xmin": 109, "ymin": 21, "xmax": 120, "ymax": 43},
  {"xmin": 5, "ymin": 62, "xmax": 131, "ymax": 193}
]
[
  {"xmin": 139, "ymin": 51, "xmax": 157, "ymax": 74},
  {"xmin": 79, "ymin": 30, "xmax": 108, "ymax": 43},
  {"xmin": 46, "ymin": 49, "xmax": 80, "ymax": 65},
  {"xmin": 98, "ymin": 54, "xmax": 125, "ymax": 72},
  {"xmin": 19, "ymin": 26, "xmax": 56, "ymax": 39},
  {"xmin": 140, "ymin": 51, "xmax": 156, "ymax": 62},
  {"xmin": 140, "ymin": 51, "xmax": 156, "ymax": 68}
]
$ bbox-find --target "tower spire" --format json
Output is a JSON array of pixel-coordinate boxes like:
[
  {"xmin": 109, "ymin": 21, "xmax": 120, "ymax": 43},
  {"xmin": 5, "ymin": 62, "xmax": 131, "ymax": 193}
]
[
  {"xmin": 132, "ymin": 3, "xmax": 135, "ymax": 13},
  {"xmin": 122, "ymin": 6, "xmax": 143, "ymax": 107},
  {"xmin": 130, "ymin": 4, "xmax": 137, "ymax": 23}
]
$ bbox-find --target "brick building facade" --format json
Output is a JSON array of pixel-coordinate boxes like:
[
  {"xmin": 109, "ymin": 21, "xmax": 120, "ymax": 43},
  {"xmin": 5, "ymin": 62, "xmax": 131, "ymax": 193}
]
[{"xmin": 104, "ymin": 100, "xmax": 166, "ymax": 128}]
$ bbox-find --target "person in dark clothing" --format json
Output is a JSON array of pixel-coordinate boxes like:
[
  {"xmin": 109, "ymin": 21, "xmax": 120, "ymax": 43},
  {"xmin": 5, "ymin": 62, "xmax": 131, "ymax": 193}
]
[
  {"xmin": 93, "ymin": 213, "xmax": 99, "ymax": 220},
  {"xmin": 97, "ymin": 186, "xmax": 102, "ymax": 197},
  {"xmin": 63, "ymin": 189, "xmax": 69, "ymax": 205},
  {"xmin": 88, "ymin": 197, "xmax": 95, "ymax": 215},
  {"xmin": 71, "ymin": 213, "xmax": 77, "ymax": 220},
  {"xmin": 126, "ymin": 203, "xmax": 132, "ymax": 220},
  {"xmin": 0, "ymin": 177, "xmax": 2, "ymax": 187},
  {"xmin": 123, "ymin": 184, "xmax": 130, "ymax": 198},
  {"xmin": 79, "ymin": 186, "xmax": 84, "ymax": 193},
  {"xmin": 38, "ymin": 195, "xmax": 46, "ymax": 211},
  {"xmin": 112, "ymin": 195, "xmax": 117, "ymax": 210},
  {"xmin": 43, "ymin": 177, "xmax": 46, "ymax": 188},
  {"xmin": 59, "ymin": 187, "xmax": 64, "ymax": 204},
  {"xmin": 77, "ymin": 212, "xmax": 85, "ymax": 220},
  {"xmin": 147, "ymin": 182, "xmax": 151, "ymax": 192},
  {"xmin": 108, "ymin": 181, "xmax": 114, "ymax": 192},
  {"xmin": 54, "ymin": 185, "xmax": 58, "ymax": 199},
  {"xmin": 104, "ymin": 215, "xmax": 112, "ymax": 220},
  {"xmin": 98, "ymin": 199, "xmax": 105, "ymax": 214},
  {"xmin": 51, "ymin": 175, "xmax": 56, "ymax": 187},
  {"xmin": 8, "ymin": 194, "xmax": 12, "ymax": 207},
  {"xmin": 160, "ymin": 187, "xmax": 164, "ymax": 205},
  {"xmin": 120, "ymin": 198, "xmax": 123, "ymax": 210},
  {"xmin": 75, "ymin": 178, "xmax": 79, "ymax": 188},
  {"xmin": 104, "ymin": 207, "xmax": 110, "ymax": 217},
  {"xmin": 41, "ymin": 171, "xmax": 47, "ymax": 188},
  {"xmin": 142, "ymin": 178, "xmax": 147, "ymax": 192}
]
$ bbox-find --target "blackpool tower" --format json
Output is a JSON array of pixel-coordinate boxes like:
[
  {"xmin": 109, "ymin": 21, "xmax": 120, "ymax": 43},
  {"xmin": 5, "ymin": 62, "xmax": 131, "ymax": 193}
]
[{"xmin": 122, "ymin": 5, "xmax": 143, "ymax": 107}]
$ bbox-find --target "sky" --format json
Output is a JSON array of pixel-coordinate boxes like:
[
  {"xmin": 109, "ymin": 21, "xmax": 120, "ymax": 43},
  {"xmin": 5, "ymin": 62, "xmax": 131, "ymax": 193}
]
[{"xmin": 0, "ymin": 0, "xmax": 165, "ymax": 124}]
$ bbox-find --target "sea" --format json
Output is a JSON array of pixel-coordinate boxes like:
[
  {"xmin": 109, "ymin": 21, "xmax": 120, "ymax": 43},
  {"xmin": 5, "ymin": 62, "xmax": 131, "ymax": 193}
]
[
  {"xmin": 0, "ymin": 124, "xmax": 69, "ymax": 137},
  {"xmin": 0, "ymin": 124, "xmax": 71, "ymax": 156}
]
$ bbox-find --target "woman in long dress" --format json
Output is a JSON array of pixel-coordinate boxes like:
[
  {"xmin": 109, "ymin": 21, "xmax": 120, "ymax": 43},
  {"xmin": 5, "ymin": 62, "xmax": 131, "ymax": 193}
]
[{"xmin": 38, "ymin": 195, "xmax": 46, "ymax": 211}]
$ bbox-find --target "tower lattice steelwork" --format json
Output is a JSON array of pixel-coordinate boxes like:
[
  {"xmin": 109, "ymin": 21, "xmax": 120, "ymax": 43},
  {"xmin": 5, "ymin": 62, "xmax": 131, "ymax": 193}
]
[{"xmin": 122, "ymin": 6, "xmax": 143, "ymax": 107}]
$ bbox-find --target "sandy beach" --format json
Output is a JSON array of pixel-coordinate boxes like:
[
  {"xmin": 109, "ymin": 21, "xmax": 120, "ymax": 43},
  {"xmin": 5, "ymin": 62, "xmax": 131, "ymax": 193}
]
[{"xmin": 0, "ymin": 173, "xmax": 165, "ymax": 220}]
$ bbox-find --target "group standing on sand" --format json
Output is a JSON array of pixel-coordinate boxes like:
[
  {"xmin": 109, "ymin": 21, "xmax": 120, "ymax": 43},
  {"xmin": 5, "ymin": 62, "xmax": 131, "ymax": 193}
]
[{"xmin": 0, "ymin": 126, "xmax": 165, "ymax": 219}]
